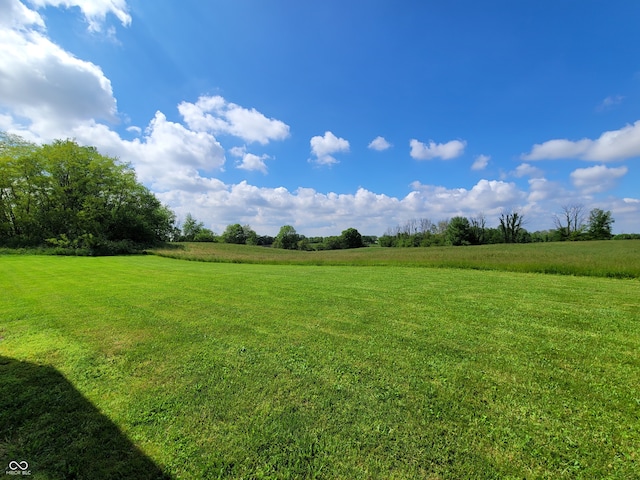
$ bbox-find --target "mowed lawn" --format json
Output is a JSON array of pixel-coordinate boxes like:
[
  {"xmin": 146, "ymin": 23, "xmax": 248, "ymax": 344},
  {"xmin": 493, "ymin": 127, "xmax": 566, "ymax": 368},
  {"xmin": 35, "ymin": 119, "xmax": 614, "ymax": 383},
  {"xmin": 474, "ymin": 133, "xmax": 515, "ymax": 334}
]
[{"xmin": 1, "ymin": 255, "xmax": 639, "ymax": 479}]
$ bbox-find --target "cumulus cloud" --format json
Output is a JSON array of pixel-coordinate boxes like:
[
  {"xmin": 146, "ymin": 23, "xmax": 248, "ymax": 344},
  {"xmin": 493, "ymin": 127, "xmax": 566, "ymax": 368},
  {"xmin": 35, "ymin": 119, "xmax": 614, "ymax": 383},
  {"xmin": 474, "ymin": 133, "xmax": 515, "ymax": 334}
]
[
  {"xmin": 527, "ymin": 177, "xmax": 565, "ymax": 203},
  {"xmin": 237, "ymin": 153, "xmax": 269, "ymax": 174},
  {"xmin": 0, "ymin": 2, "xmax": 118, "ymax": 135},
  {"xmin": 409, "ymin": 179, "xmax": 526, "ymax": 215},
  {"xmin": 178, "ymin": 95, "xmax": 290, "ymax": 145},
  {"xmin": 309, "ymin": 131, "xmax": 350, "ymax": 166},
  {"xmin": 28, "ymin": 0, "xmax": 132, "ymax": 31},
  {"xmin": 522, "ymin": 121, "xmax": 640, "ymax": 162},
  {"xmin": 1, "ymin": 0, "xmax": 45, "ymax": 29},
  {"xmin": 570, "ymin": 165, "xmax": 628, "ymax": 194},
  {"xmin": 409, "ymin": 138, "xmax": 466, "ymax": 160},
  {"xmin": 513, "ymin": 163, "xmax": 544, "ymax": 178},
  {"xmin": 70, "ymin": 112, "xmax": 226, "ymax": 191},
  {"xmin": 368, "ymin": 136, "xmax": 391, "ymax": 151},
  {"xmin": 471, "ymin": 154, "xmax": 490, "ymax": 171}
]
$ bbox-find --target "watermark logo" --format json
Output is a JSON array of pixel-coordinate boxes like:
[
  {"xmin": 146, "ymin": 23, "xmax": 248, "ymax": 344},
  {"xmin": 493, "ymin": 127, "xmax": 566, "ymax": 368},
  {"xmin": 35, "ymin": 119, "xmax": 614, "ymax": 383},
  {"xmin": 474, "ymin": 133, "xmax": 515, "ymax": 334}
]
[{"xmin": 5, "ymin": 461, "xmax": 30, "ymax": 476}]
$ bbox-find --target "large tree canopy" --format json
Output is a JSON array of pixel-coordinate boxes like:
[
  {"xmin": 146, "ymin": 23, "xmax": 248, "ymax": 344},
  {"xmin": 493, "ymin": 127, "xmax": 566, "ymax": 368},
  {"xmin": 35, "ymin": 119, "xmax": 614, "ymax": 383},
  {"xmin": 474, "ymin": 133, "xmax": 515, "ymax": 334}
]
[{"xmin": 0, "ymin": 134, "xmax": 175, "ymax": 252}]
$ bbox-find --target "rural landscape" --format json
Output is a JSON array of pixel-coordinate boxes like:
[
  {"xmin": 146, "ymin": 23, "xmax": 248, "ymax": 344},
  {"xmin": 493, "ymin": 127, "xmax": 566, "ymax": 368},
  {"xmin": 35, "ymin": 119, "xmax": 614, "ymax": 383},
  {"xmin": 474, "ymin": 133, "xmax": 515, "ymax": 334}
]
[
  {"xmin": 1, "ymin": 134, "xmax": 639, "ymax": 478},
  {"xmin": 2, "ymin": 1, "xmax": 640, "ymax": 479}
]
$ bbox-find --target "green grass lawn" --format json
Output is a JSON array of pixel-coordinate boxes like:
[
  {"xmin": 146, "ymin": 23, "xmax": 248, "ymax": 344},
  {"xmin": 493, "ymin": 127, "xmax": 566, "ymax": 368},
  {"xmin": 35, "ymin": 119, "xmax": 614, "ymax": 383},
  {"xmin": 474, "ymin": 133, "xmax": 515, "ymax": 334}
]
[{"xmin": 1, "ymin": 255, "xmax": 639, "ymax": 478}]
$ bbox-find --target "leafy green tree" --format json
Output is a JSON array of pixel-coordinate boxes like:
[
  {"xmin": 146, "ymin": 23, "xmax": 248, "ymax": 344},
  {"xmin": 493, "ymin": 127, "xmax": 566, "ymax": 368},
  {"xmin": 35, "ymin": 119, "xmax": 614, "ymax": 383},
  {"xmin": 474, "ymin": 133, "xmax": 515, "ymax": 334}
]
[
  {"xmin": 256, "ymin": 235, "xmax": 275, "ymax": 246},
  {"xmin": 193, "ymin": 229, "xmax": 217, "ymax": 242},
  {"xmin": 182, "ymin": 213, "xmax": 204, "ymax": 241},
  {"xmin": 323, "ymin": 236, "xmax": 344, "ymax": 250},
  {"xmin": 340, "ymin": 227, "xmax": 364, "ymax": 248},
  {"xmin": 222, "ymin": 223, "xmax": 246, "ymax": 244},
  {"xmin": 0, "ymin": 134, "xmax": 176, "ymax": 251},
  {"xmin": 447, "ymin": 216, "xmax": 471, "ymax": 246},
  {"xmin": 378, "ymin": 235, "xmax": 396, "ymax": 247},
  {"xmin": 273, "ymin": 225, "xmax": 300, "ymax": 249},
  {"xmin": 587, "ymin": 208, "xmax": 614, "ymax": 239},
  {"xmin": 0, "ymin": 134, "xmax": 42, "ymax": 244},
  {"xmin": 243, "ymin": 225, "xmax": 258, "ymax": 245}
]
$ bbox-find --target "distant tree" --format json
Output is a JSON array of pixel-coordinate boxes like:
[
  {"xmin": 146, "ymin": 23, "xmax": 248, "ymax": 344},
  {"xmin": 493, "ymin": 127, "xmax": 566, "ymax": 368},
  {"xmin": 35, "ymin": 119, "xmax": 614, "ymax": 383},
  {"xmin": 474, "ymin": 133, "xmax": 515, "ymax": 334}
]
[
  {"xmin": 499, "ymin": 210, "xmax": 524, "ymax": 243},
  {"xmin": 323, "ymin": 236, "xmax": 344, "ymax": 250},
  {"xmin": 554, "ymin": 204, "xmax": 586, "ymax": 240},
  {"xmin": 419, "ymin": 218, "xmax": 434, "ymax": 234},
  {"xmin": 484, "ymin": 227, "xmax": 503, "ymax": 244},
  {"xmin": 242, "ymin": 225, "xmax": 258, "ymax": 245},
  {"xmin": 192, "ymin": 228, "xmax": 216, "ymax": 242},
  {"xmin": 273, "ymin": 225, "xmax": 300, "ymax": 249},
  {"xmin": 378, "ymin": 235, "xmax": 395, "ymax": 247},
  {"xmin": 340, "ymin": 227, "xmax": 364, "ymax": 248},
  {"xmin": 256, "ymin": 235, "xmax": 274, "ymax": 246},
  {"xmin": 362, "ymin": 235, "xmax": 378, "ymax": 246},
  {"xmin": 436, "ymin": 219, "xmax": 450, "ymax": 235},
  {"xmin": 182, "ymin": 213, "xmax": 204, "ymax": 241},
  {"xmin": 297, "ymin": 238, "xmax": 312, "ymax": 251},
  {"xmin": 222, "ymin": 223, "xmax": 246, "ymax": 244},
  {"xmin": 469, "ymin": 214, "xmax": 486, "ymax": 245},
  {"xmin": 447, "ymin": 216, "xmax": 471, "ymax": 246},
  {"xmin": 587, "ymin": 208, "xmax": 614, "ymax": 239}
]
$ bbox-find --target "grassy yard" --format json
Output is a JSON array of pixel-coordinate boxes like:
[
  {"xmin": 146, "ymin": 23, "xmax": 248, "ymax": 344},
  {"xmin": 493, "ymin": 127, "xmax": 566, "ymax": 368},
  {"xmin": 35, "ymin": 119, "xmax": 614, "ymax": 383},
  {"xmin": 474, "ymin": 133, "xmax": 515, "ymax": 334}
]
[
  {"xmin": 151, "ymin": 240, "xmax": 640, "ymax": 278},
  {"xmin": 1, "ymin": 254, "xmax": 639, "ymax": 478}
]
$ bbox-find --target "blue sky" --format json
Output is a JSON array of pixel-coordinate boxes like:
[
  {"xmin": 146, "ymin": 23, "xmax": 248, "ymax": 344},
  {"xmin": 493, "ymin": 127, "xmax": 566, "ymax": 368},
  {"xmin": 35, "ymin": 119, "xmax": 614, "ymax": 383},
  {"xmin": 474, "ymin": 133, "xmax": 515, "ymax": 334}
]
[{"xmin": 1, "ymin": 0, "xmax": 639, "ymax": 235}]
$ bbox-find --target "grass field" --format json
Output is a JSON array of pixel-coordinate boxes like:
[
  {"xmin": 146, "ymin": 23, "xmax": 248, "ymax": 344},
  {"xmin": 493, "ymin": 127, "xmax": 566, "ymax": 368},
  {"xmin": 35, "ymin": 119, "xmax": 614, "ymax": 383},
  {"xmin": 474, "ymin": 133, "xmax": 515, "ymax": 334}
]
[
  {"xmin": 1, "ymin": 251, "xmax": 639, "ymax": 478},
  {"xmin": 151, "ymin": 240, "xmax": 640, "ymax": 278}
]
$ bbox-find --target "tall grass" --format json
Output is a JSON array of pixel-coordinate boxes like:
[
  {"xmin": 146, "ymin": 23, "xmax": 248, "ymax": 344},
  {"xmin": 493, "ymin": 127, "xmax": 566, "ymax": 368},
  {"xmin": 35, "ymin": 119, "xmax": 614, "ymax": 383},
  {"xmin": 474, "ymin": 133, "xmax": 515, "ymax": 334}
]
[
  {"xmin": 1, "ymin": 255, "xmax": 639, "ymax": 478},
  {"xmin": 151, "ymin": 240, "xmax": 640, "ymax": 278}
]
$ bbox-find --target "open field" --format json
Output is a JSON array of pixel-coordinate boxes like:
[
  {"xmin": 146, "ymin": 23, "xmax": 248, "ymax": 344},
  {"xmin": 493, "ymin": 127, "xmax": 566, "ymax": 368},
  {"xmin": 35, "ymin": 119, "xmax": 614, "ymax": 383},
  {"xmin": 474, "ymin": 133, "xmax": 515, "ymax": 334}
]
[
  {"xmin": 1, "ymin": 254, "xmax": 639, "ymax": 478},
  {"xmin": 151, "ymin": 240, "xmax": 640, "ymax": 278}
]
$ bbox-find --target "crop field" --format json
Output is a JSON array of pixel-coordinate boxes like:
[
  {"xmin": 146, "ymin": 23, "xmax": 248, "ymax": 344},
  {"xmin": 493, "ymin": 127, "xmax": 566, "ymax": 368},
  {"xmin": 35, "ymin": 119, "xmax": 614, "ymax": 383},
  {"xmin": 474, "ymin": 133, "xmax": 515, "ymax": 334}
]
[{"xmin": 1, "ymin": 248, "xmax": 639, "ymax": 478}]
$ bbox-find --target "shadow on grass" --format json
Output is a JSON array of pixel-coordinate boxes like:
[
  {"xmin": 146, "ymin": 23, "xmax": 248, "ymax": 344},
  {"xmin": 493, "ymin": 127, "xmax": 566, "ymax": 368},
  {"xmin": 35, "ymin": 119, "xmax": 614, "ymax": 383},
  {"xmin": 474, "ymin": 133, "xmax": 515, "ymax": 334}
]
[{"xmin": 0, "ymin": 356, "xmax": 171, "ymax": 479}]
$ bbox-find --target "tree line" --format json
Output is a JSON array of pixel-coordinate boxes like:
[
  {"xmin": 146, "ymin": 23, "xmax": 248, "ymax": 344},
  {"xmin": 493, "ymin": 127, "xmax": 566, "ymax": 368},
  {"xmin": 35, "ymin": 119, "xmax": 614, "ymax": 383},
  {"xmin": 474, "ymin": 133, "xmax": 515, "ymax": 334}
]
[
  {"xmin": 177, "ymin": 218, "xmax": 373, "ymax": 251},
  {"xmin": 378, "ymin": 206, "xmax": 620, "ymax": 248}
]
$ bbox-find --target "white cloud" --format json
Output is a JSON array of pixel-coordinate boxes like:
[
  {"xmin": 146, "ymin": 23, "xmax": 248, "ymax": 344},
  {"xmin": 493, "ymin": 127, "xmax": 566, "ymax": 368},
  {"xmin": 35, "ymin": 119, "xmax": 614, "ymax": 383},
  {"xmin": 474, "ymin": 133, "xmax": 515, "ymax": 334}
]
[
  {"xmin": 522, "ymin": 121, "xmax": 640, "ymax": 162},
  {"xmin": 1, "ymin": 0, "xmax": 45, "ymax": 29},
  {"xmin": 28, "ymin": 0, "xmax": 132, "ymax": 31},
  {"xmin": 309, "ymin": 131, "xmax": 350, "ymax": 166},
  {"xmin": 368, "ymin": 136, "xmax": 391, "ymax": 151},
  {"xmin": 409, "ymin": 179, "xmax": 526, "ymax": 215},
  {"xmin": 151, "ymin": 177, "xmax": 543, "ymax": 237},
  {"xmin": 527, "ymin": 177, "xmax": 565, "ymax": 203},
  {"xmin": 596, "ymin": 95, "xmax": 624, "ymax": 112},
  {"xmin": 513, "ymin": 163, "xmax": 544, "ymax": 178},
  {"xmin": 236, "ymin": 153, "xmax": 270, "ymax": 174},
  {"xmin": 0, "ymin": 6, "xmax": 118, "ymax": 135},
  {"xmin": 471, "ymin": 154, "xmax": 490, "ymax": 171},
  {"xmin": 409, "ymin": 138, "xmax": 466, "ymax": 160},
  {"xmin": 70, "ymin": 112, "xmax": 226, "ymax": 191},
  {"xmin": 229, "ymin": 145, "xmax": 246, "ymax": 157},
  {"xmin": 178, "ymin": 95, "xmax": 290, "ymax": 145},
  {"xmin": 570, "ymin": 165, "xmax": 628, "ymax": 194}
]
